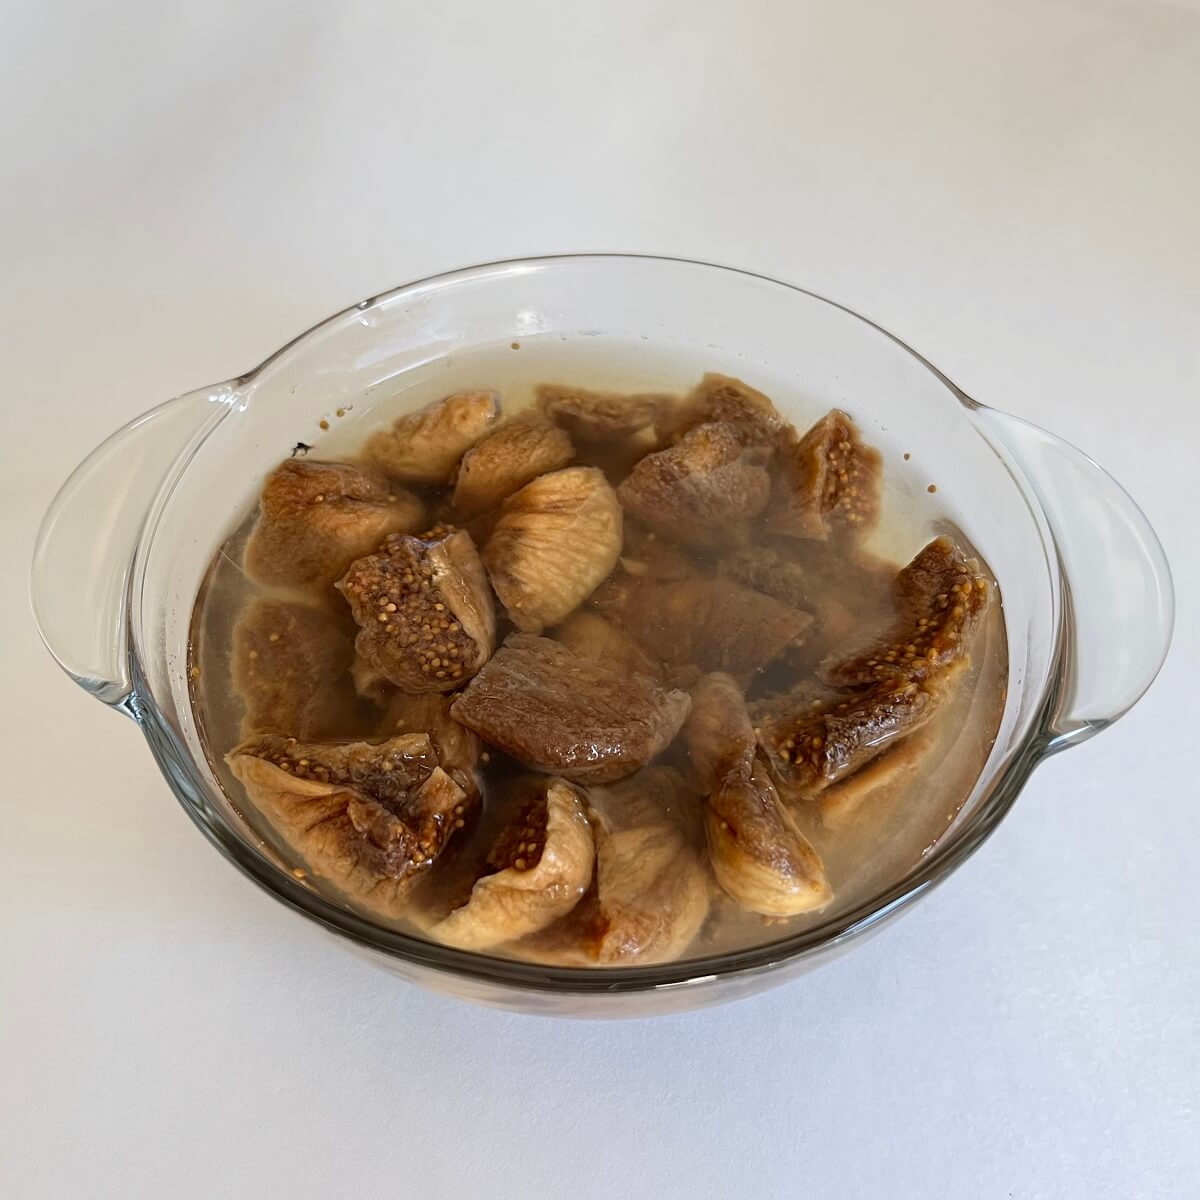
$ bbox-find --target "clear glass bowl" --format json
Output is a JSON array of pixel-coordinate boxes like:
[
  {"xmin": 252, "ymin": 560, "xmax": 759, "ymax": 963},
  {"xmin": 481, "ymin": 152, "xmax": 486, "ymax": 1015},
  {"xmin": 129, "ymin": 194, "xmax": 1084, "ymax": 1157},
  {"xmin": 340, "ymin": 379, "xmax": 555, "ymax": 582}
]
[{"xmin": 31, "ymin": 255, "xmax": 1174, "ymax": 1017}]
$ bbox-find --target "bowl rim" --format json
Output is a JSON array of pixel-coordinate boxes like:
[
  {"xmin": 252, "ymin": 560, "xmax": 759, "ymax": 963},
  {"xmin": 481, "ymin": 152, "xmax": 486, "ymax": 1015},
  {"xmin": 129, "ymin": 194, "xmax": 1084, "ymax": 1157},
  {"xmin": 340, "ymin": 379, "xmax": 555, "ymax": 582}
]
[{"xmin": 137, "ymin": 252, "xmax": 1061, "ymax": 995}]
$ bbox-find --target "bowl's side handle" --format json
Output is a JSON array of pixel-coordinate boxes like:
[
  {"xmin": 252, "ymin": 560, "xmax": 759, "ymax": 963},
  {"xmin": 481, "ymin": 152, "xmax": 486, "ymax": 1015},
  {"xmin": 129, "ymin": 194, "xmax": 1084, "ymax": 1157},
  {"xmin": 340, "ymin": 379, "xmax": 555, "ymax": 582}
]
[
  {"xmin": 972, "ymin": 407, "xmax": 1174, "ymax": 753},
  {"xmin": 30, "ymin": 387, "xmax": 233, "ymax": 711}
]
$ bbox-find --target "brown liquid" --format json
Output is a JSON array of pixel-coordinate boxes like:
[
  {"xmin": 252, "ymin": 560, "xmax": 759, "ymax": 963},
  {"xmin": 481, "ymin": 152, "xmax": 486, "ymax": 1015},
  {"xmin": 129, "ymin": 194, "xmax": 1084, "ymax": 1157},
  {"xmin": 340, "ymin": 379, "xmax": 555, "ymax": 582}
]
[{"xmin": 191, "ymin": 378, "xmax": 1006, "ymax": 965}]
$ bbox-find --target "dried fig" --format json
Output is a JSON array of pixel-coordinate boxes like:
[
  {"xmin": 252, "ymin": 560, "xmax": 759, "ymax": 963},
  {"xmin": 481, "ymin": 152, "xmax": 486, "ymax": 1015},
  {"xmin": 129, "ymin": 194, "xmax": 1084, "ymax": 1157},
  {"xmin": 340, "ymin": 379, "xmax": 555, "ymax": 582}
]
[
  {"xmin": 452, "ymin": 412, "xmax": 574, "ymax": 516},
  {"xmin": 365, "ymin": 390, "xmax": 500, "ymax": 483},
  {"xmin": 752, "ymin": 539, "xmax": 989, "ymax": 799},
  {"xmin": 592, "ymin": 574, "xmax": 812, "ymax": 677},
  {"xmin": 227, "ymin": 733, "xmax": 473, "ymax": 917},
  {"xmin": 244, "ymin": 460, "xmax": 424, "ymax": 590},
  {"xmin": 820, "ymin": 536, "xmax": 990, "ymax": 687},
  {"xmin": 685, "ymin": 672, "xmax": 757, "ymax": 792},
  {"xmin": 231, "ymin": 598, "xmax": 364, "ymax": 739},
  {"xmin": 338, "ymin": 527, "xmax": 496, "ymax": 694},
  {"xmin": 768, "ymin": 409, "xmax": 881, "ymax": 541},
  {"xmin": 450, "ymin": 634, "xmax": 691, "ymax": 784},
  {"xmin": 686, "ymin": 674, "xmax": 830, "ymax": 916},
  {"xmin": 430, "ymin": 778, "xmax": 595, "ymax": 951},
  {"xmin": 553, "ymin": 610, "xmax": 663, "ymax": 680},
  {"xmin": 379, "ymin": 690, "xmax": 481, "ymax": 775},
  {"xmin": 536, "ymin": 384, "xmax": 671, "ymax": 441},
  {"xmin": 586, "ymin": 767, "xmax": 710, "ymax": 964},
  {"xmin": 483, "ymin": 466, "xmax": 622, "ymax": 633},
  {"xmin": 657, "ymin": 373, "xmax": 785, "ymax": 447},
  {"xmin": 751, "ymin": 670, "xmax": 951, "ymax": 800},
  {"xmin": 618, "ymin": 523, "xmax": 696, "ymax": 581},
  {"xmin": 705, "ymin": 767, "xmax": 831, "ymax": 917},
  {"xmin": 819, "ymin": 730, "xmax": 935, "ymax": 829},
  {"xmin": 719, "ymin": 545, "xmax": 817, "ymax": 612},
  {"xmin": 617, "ymin": 421, "xmax": 772, "ymax": 549}
]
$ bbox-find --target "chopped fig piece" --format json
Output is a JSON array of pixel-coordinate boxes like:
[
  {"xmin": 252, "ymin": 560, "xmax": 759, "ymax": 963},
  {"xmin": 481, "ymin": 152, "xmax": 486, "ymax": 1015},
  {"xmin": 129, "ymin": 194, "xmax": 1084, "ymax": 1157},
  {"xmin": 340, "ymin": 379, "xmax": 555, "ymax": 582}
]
[
  {"xmin": 753, "ymin": 539, "xmax": 988, "ymax": 798},
  {"xmin": 685, "ymin": 672, "xmax": 757, "ymax": 792},
  {"xmin": 686, "ymin": 674, "xmax": 830, "ymax": 916},
  {"xmin": 227, "ymin": 733, "xmax": 472, "ymax": 917},
  {"xmin": 752, "ymin": 672, "xmax": 947, "ymax": 799},
  {"xmin": 820, "ymin": 731, "xmax": 934, "ymax": 829},
  {"xmin": 536, "ymin": 384, "xmax": 671, "ymax": 441},
  {"xmin": 483, "ymin": 466, "xmax": 622, "ymax": 633},
  {"xmin": 592, "ymin": 574, "xmax": 812, "ymax": 676},
  {"xmin": 431, "ymin": 779, "xmax": 595, "ymax": 951},
  {"xmin": 617, "ymin": 422, "xmax": 772, "ymax": 549},
  {"xmin": 553, "ymin": 611, "xmax": 663, "ymax": 680},
  {"xmin": 768, "ymin": 409, "xmax": 882, "ymax": 541},
  {"xmin": 231, "ymin": 599, "xmax": 362, "ymax": 739},
  {"xmin": 719, "ymin": 545, "xmax": 818, "ymax": 612},
  {"xmin": 450, "ymin": 634, "xmax": 691, "ymax": 784},
  {"xmin": 705, "ymin": 767, "xmax": 831, "ymax": 917},
  {"xmin": 379, "ymin": 690, "xmax": 481, "ymax": 774},
  {"xmin": 405, "ymin": 775, "xmax": 535, "ymax": 924},
  {"xmin": 821, "ymin": 536, "xmax": 990, "ymax": 686},
  {"xmin": 819, "ymin": 596, "xmax": 858, "ymax": 643},
  {"xmin": 244, "ymin": 460, "xmax": 424, "ymax": 590},
  {"xmin": 657, "ymin": 373, "xmax": 785, "ymax": 447},
  {"xmin": 452, "ymin": 413, "xmax": 574, "ymax": 516},
  {"xmin": 338, "ymin": 527, "xmax": 495, "ymax": 694},
  {"xmin": 365, "ymin": 390, "xmax": 500, "ymax": 483},
  {"xmin": 721, "ymin": 544, "xmax": 902, "ymax": 666},
  {"xmin": 619, "ymin": 523, "xmax": 696, "ymax": 581},
  {"xmin": 810, "ymin": 551, "xmax": 899, "ymax": 640},
  {"xmin": 585, "ymin": 768, "xmax": 710, "ymax": 964},
  {"xmin": 590, "ymin": 762, "xmax": 697, "ymax": 832}
]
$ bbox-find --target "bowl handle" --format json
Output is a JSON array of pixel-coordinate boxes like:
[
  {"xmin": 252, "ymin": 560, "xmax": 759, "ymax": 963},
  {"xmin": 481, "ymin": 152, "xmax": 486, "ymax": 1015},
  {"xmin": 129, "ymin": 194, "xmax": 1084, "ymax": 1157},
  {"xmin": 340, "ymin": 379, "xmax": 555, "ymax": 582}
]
[
  {"xmin": 972, "ymin": 407, "xmax": 1174, "ymax": 753},
  {"xmin": 30, "ymin": 386, "xmax": 233, "ymax": 712}
]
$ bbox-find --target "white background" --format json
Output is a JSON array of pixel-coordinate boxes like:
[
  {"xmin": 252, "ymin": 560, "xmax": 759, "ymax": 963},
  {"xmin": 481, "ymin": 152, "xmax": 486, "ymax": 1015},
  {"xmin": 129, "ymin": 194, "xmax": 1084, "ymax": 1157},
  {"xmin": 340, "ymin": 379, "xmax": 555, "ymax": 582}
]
[{"xmin": 2, "ymin": 3, "xmax": 1197, "ymax": 1197}]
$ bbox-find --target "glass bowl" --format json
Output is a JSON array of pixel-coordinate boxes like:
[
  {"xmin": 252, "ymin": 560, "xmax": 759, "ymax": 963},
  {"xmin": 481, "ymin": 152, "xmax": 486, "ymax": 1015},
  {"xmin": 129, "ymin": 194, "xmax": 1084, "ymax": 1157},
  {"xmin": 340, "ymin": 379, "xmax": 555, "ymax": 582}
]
[{"xmin": 31, "ymin": 255, "xmax": 1174, "ymax": 1017}]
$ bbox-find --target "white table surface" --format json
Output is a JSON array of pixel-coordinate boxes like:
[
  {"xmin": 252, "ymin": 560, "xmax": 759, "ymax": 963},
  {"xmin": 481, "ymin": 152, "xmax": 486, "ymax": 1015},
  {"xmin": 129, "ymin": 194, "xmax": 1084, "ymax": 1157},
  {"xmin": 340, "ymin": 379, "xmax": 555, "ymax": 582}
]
[{"xmin": 3, "ymin": 3, "xmax": 1197, "ymax": 1197}]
